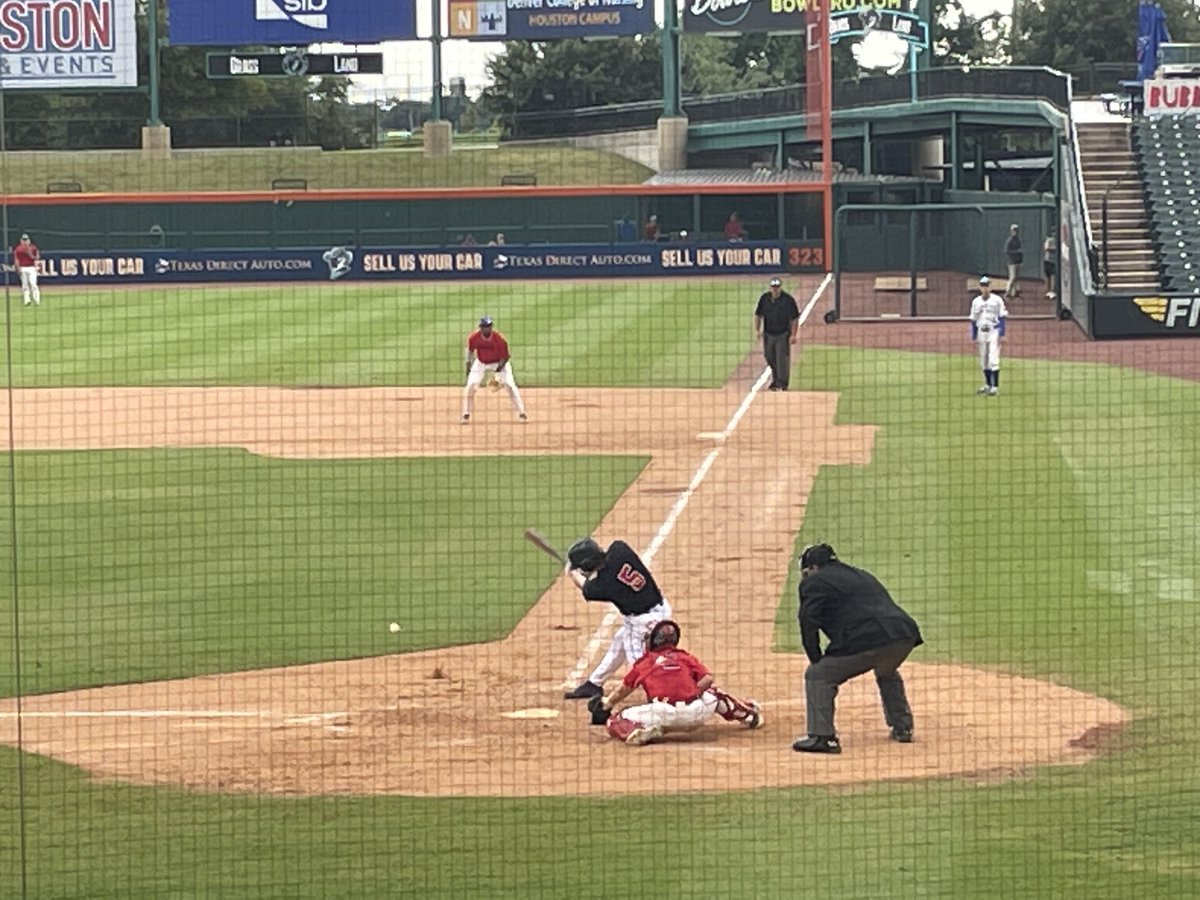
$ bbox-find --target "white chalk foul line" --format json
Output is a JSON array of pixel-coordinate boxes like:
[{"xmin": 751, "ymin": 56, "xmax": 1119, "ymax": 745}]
[
  {"xmin": 563, "ymin": 273, "xmax": 832, "ymax": 687},
  {"xmin": 0, "ymin": 710, "xmax": 347, "ymax": 721}
]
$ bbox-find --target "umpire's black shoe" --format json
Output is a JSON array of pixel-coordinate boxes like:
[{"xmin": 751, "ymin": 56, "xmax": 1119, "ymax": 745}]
[
  {"xmin": 564, "ymin": 681, "xmax": 603, "ymax": 700},
  {"xmin": 792, "ymin": 735, "xmax": 842, "ymax": 754},
  {"xmin": 891, "ymin": 728, "xmax": 913, "ymax": 743}
]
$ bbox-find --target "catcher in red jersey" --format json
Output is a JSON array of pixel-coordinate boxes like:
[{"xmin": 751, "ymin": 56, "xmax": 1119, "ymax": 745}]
[
  {"xmin": 587, "ymin": 620, "xmax": 763, "ymax": 746},
  {"xmin": 462, "ymin": 315, "xmax": 527, "ymax": 423}
]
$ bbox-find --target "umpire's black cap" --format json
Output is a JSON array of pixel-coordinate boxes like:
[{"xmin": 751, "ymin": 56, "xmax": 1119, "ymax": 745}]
[
  {"xmin": 799, "ymin": 543, "xmax": 837, "ymax": 570},
  {"xmin": 769, "ymin": 277, "xmax": 782, "ymax": 287}
]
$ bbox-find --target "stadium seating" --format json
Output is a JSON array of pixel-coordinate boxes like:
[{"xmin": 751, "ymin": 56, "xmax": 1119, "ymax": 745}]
[{"xmin": 1134, "ymin": 115, "xmax": 1200, "ymax": 294}]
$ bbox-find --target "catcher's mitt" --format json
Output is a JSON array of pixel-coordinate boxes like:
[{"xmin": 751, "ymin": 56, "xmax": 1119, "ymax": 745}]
[{"xmin": 587, "ymin": 694, "xmax": 611, "ymax": 726}]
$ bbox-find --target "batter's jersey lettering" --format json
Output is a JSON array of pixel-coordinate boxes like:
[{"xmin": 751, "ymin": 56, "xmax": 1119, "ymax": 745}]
[
  {"xmin": 623, "ymin": 647, "xmax": 710, "ymax": 703},
  {"xmin": 582, "ymin": 540, "xmax": 664, "ymax": 615},
  {"xmin": 467, "ymin": 330, "xmax": 510, "ymax": 364}
]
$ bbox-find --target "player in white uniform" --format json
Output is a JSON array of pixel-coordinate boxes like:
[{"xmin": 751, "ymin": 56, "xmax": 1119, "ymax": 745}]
[{"xmin": 969, "ymin": 275, "xmax": 1008, "ymax": 396}]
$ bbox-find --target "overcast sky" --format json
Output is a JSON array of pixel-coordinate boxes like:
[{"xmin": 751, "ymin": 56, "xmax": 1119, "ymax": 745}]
[{"xmin": 325, "ymin": 0, "xmax": 1012, "ymax": 103}]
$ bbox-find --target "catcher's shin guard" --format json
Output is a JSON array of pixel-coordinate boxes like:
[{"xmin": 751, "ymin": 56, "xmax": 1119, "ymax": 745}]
[
  {"xmin": 712, "ymin": 689, "xmax": 760, "ymax": 727},
  {"xmin": 606, "ymin": 714, "xmax": 640, "ymax": 743}
]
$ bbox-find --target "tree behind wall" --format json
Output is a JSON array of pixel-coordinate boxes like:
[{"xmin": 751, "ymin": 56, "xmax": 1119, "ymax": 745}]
[{"xmin": 1010, "ymin": 0, "xmax": 1200, "ymax": 70}]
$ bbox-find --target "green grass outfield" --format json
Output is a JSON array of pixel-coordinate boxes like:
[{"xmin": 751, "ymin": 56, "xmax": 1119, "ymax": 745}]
[
  {"xmin": 4, "ymin": 279, "xmax": 764, "ymax": 388},
  {"xmin": 0, "ymin": 146, "xmax": 652, "ymax": 194},
  {"xmin": 2, "ymin": 328, "xmax": 1199, "ymax": 894}
]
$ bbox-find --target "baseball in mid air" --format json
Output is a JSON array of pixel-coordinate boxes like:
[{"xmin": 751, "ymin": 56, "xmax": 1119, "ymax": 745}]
[{"xmin": 389, "ymin": 622, "xmax": 401, "ymax": 634}]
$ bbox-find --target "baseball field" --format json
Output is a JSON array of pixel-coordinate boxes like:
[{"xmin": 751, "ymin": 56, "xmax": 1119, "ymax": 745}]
[{"xmin": 1, "ymin": 277, "xmax": 1197, "ymax": 897}]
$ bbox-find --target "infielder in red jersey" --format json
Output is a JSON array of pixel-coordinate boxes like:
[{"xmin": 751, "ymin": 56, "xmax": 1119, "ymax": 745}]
[
  {"xmin": 589, "ymin": 620, "xmax": 763, "ymax": 746},
  {"xmin": 12, "ymin": 233, "xmax": 40, "ymax": 306},
  {"xmin": 462, "ymin": 315, "xmax": 527, "ymax": 422}
]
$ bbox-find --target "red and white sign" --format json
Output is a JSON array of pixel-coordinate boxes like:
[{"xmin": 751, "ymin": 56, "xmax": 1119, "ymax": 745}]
[
  {"xmin": 1145, "ymin": 78, "xmax": 1200, "ymax": 115},
  {"xmin": 0, "ymin": 0, "xmax": 136, "ymax": 89}
]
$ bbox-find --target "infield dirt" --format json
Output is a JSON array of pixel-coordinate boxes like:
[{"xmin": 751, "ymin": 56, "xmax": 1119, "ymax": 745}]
[{"xmin": 0, "ymin": 385, "xmax": 1128, "ymax": 796}]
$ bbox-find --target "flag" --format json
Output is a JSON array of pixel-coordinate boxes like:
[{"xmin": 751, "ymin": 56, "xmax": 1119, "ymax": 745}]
[{"xmin": 1137, "ymin": 1, "xmax": 1171, "ymax": 83}]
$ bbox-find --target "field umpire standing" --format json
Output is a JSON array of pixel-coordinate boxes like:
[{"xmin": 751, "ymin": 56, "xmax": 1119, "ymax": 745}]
[
  {"xmin": 754, "ymin": 278, "xmax": 800, "ymax": 391},
  {"xmin": 792, "ymin": 544, "xmax": 922, "ymax": 754}
]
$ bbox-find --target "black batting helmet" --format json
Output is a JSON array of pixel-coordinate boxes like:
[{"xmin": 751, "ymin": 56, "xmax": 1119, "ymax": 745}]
[
  {"xmin": 799, "ymin": 543, "xmax": 837, "ymax": 570},
  {"xmin": 567, "ymin": 537, "xmax": 606, "ymax": 573},
  {"xmin": 648, "ymin": 619, "xmax": 681, "ymax": 651}
]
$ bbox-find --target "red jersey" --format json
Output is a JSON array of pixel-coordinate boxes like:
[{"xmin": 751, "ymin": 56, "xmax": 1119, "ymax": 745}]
[
  {"xmin": 724, "ymin": 220, "xmax": 745, "ymax": 240},
  {"xmin": 467, "ymin": 329, "xmax": 510, "ymax": 365},
  {"xmin": 623, "ymin": 647, "xmax": 710, "ymax": 703},
  {"xmin": 13, "ymin": 244, "xmax": 38, "ymax": 267}
]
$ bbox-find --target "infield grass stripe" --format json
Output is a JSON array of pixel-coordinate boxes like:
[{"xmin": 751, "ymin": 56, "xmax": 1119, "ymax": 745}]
[
  {"xmin": 4, "ymin": 450, "xmax": 646, "ymax": 695},
  {"xmin": 8, "ymin": 280, "xmax": 762, "ymax": 388}
]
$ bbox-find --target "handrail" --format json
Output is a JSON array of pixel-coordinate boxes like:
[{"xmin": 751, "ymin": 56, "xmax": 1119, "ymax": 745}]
[
  {"xmin": 1065, "ymin": 73, "xmax": 1097, "ymax": 254},
  {"xmin": 1062, "ymin": 70, "xmax": 1099, "ymax": 295}
]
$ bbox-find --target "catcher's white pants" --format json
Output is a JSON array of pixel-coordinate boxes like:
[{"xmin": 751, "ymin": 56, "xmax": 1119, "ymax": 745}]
[
  {"xmin": 977, "ymin": 329, "xmax": 1001, "ymax": 371},
  {"xmin": 588, "ymin": 600, "xmax": 672, "ymax": 686},
  {"xmin": 463, "ymin": 359, "xmax": 525, "ymax": 417},
  {"xmin": 19, "ymin": 267, "xmax": 39, "ymax": 305},
  {"xmin": 616, "ymin": 690, "xmax": 718, "ymax": 734}
]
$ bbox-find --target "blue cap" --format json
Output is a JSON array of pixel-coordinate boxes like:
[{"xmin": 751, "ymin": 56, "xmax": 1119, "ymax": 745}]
[{"xmin": 479, "ymin": 315, "xmax": 493, "ymax": 327}]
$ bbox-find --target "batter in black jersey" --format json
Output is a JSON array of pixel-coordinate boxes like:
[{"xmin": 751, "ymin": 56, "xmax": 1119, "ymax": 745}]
[
  {"xmin": 562, "ymin": 537, "xmax": 673, "ymax": 700},
  {"xmin": 580, "ymin": 540, "xmax": 664, "ymax": 615}
]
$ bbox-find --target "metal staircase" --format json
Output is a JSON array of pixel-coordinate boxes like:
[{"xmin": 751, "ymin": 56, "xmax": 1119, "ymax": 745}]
[{"xmin": 1076, "ymin": 122, "xmax": 1160, "ymax": 292}]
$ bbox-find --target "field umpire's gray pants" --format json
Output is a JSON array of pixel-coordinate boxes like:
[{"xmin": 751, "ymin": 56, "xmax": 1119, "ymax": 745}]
[
  {"xmin": 804, "ymin": 639, "xmax": 916, "ymax": 737},
  {"xmin": 763, "ymin": 332, "xmax": 791, "ymax": 388}
]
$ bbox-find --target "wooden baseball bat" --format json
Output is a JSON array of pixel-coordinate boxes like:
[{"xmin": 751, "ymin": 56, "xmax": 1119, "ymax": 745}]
[{"xmin": 524, "ymin": 528, "xmax": 565, "ymax": 564}]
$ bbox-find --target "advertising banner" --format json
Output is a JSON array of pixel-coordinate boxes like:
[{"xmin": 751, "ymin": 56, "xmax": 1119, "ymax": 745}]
[
  {"xmin": 685, "ymin": 0, "xmax": 927, "ymax": 48},
  {"xmin": 1089, "ymin": 295, "xmax": 1200, "ymax": 338},
  {"xmin": 0, "ymin": 241, "xmax": 824, "ymax": 286},
  {"xmin": 1144, "ymin": 78, "xmax": 1200, "ymax": 116},
  {"xmin": 447, "ymin": 0, "xmax": 655, "ymax": 41},
  {"xmin": 0, "ymin": 0, "xmax": 137, "ymax": 90},
  {"xmin": 169, "ymin": 0, "xmax": 417, "ymax": 46}
]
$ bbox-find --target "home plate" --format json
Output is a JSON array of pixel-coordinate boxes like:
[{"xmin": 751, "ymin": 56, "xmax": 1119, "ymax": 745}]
[{"xmin": 501, "ymin": 708, "xmax": 561, "ymax": 720}]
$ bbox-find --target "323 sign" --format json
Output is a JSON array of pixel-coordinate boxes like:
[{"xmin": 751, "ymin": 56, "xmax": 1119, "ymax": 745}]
[{"xmin": 787, "ymin": 244, "xmax": 825, "ymax": 271}]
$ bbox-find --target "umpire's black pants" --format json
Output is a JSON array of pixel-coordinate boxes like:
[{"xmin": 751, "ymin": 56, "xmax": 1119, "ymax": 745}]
[
  {"xmin": 763, "ymin": 332, "xmax": 791, "ymax": 389},
  {"xmin": 804, "ymin": 639, "xmax": 916, "ymax": 738}
]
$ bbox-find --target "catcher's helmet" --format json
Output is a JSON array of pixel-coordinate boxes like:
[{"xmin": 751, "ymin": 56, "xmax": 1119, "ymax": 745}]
[
  {"xmin": 567, "ymin": 537, "xmax": 606, "ymax": 573},
  {"xmin": 648, "ymin": 619, "xmax": 681, "ymax": 651},
  {"xmin": 799, "ymin": 543, "xmax": 837, "ymax": 570}
]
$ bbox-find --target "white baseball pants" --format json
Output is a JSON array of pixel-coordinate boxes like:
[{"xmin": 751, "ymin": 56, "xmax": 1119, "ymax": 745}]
[
  {"xmin": 977, "ymin": 329, "xmax": 1001, "ymax": 371},
  {"xmin": 588, "ymin": 600, "xmax": 672, "ymax": 686},
  {"xmin": 19, "ymin": 267, "xmax": 39, "ymax": 305},
  {"xmin": 615, "ymin": 691, "xmax": 718, "ymax": 734},
  {"xmin": 463, "ymin": 359, "xmax": 525, "ymax": 417}
]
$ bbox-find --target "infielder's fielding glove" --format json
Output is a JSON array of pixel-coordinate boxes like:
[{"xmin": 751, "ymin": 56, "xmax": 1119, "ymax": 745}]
[{"xmin": 587, "ymin": 694, "xmax": 611, "ymax": 726}]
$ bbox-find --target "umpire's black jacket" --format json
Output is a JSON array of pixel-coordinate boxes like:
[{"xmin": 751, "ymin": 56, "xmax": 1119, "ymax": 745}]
[{"xmin": 798, "ymin": 561, "xmax": 923, "ymax": 663}]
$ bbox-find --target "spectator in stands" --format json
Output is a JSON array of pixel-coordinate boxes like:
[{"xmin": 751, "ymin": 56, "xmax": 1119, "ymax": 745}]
[
  {"xmin": 489, "ymin": 233, "xmax": 506, "ymax": 246},
  {"xmin": 725, "ymin": 212, "xmax": 747, "ymax": 242},
  {"xmin": 462, "ymin": 234, "xmax": 478, "ymax": 247},
  {"xmin": 644, "ymin": 215, "xmax": 661, "ymax": 241},
  {"xmin": 1043, "ymin": 233, "xmax": 1057, "ymax": 296},
  {"xmin": 1004, "ymin": 224, "xmax": 1023, "ymax": 298}
]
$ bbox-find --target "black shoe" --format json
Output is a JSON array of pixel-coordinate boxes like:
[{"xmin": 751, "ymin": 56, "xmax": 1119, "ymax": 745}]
[
  {"xmin": 891, "ymin": 728, "xmax": 913, "ymax": 743},
  {"xmin": 792, "ymin": 735, "xmax": 842, "ymax": 754},
  {"xmin": 564, "ymin": 681, "xmax": 603, "ymax": 700}
]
